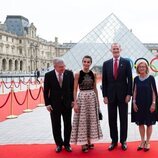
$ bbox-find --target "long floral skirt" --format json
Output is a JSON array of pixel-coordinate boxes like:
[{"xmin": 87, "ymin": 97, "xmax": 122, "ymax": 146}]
[{"xmin": 70, "ymin": 90, "xmax": 103, "ymax": 145}]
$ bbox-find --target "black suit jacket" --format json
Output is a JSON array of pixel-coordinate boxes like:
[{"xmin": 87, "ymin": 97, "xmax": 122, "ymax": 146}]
[
  {"xmin": 102, "ymin": 57, "xmax": 132, "ymax": 103},
  {"xmin": 44, "ymin": 69, "xmax": 74, "ymax": 109}
]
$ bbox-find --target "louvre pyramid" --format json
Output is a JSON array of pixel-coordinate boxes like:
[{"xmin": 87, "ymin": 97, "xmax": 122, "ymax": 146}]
[{"xmin": 62, "ymin": 13, "xmax": 152, "ymax": 72}]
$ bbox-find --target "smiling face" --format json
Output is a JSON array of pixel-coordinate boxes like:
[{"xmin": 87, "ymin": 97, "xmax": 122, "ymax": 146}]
[
  {"xmin": 111, "ymin": 43, "xmax": 121, "ymax": 58},
  {"xmin": 54, "ymin": 62, "xmax": 65, "ymax": 74},
  {"xmin": 82, "ymin": 57, "xmax": 92, "ymax": 70},
  {"xmin": 136, "ymin": 62, "xmax": 148, "ymax": 75}
]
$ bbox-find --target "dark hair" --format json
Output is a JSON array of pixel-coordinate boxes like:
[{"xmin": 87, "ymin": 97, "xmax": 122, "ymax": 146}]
[{"xmin": 82, "ymin": 55, "xmax": 92, "ymax": 63}]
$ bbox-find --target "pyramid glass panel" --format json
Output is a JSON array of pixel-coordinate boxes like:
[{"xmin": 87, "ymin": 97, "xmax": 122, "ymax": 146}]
[{"xmin": 62, "ymin": 13, "xmax": 152, "ymax": 72}]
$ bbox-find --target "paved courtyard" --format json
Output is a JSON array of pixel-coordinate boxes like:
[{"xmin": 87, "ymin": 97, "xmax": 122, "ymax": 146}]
[{"xmin": 0, "ymin": 82, "xmax": 158, "ymax": 145}]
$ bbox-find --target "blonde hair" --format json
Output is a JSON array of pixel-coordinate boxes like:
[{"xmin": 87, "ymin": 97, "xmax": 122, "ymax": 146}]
[{"xmin": 136, "ymin": 61, "xmax": 149, "ymax": 74}]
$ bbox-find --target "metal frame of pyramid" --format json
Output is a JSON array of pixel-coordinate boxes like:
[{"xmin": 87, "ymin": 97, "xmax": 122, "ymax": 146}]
[{"xmin": 62, "ymin": 13, "xmax": 152, "ymax": 72}]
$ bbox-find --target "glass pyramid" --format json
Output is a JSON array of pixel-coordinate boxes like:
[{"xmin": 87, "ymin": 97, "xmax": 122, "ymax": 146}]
[{"xmin": 62, "ymin": 13, "xmax": 152, "ymax": 72}]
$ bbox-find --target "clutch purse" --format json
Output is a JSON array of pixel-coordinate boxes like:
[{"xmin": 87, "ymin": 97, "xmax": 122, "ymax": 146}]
[{"xmin": 99, "ymin": 111, "xmax": 103, "ymax": 120}]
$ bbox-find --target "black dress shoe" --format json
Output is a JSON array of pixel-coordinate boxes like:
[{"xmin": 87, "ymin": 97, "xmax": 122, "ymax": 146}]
[
  {"xmin": 56, "ymin": 146, "xmax": 62, "ymax": 153},
  {"xmin": 108, "ymin": 143, "xmax": 117, "ymax": 151},
  {"xmin": 121, "ymin": 142, "xmax": 127, "ymax": 151},
  {"xmin": 65, "ymin": 146, "xmax": 72, "ymax": 152}
]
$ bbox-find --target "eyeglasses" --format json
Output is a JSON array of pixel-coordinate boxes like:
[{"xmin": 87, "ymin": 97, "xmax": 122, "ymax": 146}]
[{"xmin": 139, "ymin": 66, "xmax": 146, "ymax": 68}]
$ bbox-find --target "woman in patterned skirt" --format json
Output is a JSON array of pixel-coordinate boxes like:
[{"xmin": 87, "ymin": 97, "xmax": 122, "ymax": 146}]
[{"xmin": 70, "ymin": 55, "xmax": 103, "ymax": 152}]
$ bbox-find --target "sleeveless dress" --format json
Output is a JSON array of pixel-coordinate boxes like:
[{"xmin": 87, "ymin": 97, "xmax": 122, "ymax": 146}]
[
  {"xmin": 131, "ymin": 75, "xmax": 158, "ymax": 126},
  {"xmin": 70, "ymin": 70, "xmax": 103, "ymax": 145}
]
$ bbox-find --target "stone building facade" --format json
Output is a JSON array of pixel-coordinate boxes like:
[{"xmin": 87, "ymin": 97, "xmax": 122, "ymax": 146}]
[{"xmin": 0, "ymin": 15, "xmax": 57, "ymax": 74}]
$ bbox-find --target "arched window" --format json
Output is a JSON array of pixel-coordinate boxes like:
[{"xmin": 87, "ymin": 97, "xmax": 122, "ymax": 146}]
[
  {"xmin": 15, "ymin": 60, "xmax": 18, "ymax": 71},
  {"xmin": 9, "ymin": 59, "xmax": 13, "ymax": 71},
  {"xmin": 47, "ymin": 63, "xmax": 50, "ymax": 68},
  {"xmin": 20, "ymin": 60, "xmax": 23, "ymax": 71},
  {"xmin": 2, "ymin": 59, "xmax": 7, "ymax": 71}
]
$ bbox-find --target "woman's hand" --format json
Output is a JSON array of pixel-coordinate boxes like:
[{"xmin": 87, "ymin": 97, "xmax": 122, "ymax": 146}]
[
  {"xmin": 150, "ymin": 104, "xmax": 156, "ymax": 113},
  {"xmin": 133, "ymin": 103, "xmax": 138, "ymax": 112},
  {"xmin": 74, "ymin": 102, "xmax": 79, "ymax": 113}
]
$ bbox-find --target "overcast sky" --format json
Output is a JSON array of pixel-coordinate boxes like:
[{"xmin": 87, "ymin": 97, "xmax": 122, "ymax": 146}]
[{"xmin": 0, "ymin": 0, "xmax": 158, "ymax": 43}]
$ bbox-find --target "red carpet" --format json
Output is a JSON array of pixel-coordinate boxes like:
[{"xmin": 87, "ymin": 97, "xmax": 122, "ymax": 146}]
[
  {"xmin": 0, "ymin": 142, "xmax": 158, "ymax": 158},
  {"xmin": 0, "ymin": 89, "xmax": 44, "ymax": 122}
]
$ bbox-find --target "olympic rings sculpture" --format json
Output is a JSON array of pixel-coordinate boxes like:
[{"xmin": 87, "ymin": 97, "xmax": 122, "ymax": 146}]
[{"xmin": 126, "ymin": 57, "xmax": 158, "ymax": 73}]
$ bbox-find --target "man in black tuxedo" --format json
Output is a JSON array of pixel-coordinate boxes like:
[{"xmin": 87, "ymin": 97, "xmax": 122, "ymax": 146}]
[
  {"xmin": 44, "ymin": 58, "xmax": 74, "ymax": 153},
  {"xmin": 102, "ymin": 43, "xmax": 132, "ymax": 151}
]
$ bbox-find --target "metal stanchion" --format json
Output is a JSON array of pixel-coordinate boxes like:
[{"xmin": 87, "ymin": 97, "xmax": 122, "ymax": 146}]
[
  {"xmin": 19, "ymin": 79, "xmax": 22, "ymax": 91},
  {"xmin": 23, "ymin": 84, "xmax": 33, "ymax": 113},
  {"xmin": 6, "ymin": 84, "xmax": 18, "ymax": 119},
  {"xmin": 37, "ymin": 82, "xmax": 45, "ymax": 107},
  {"xmin": 40, "ymin": 78, "xmax": 43, "ymax": 86}
]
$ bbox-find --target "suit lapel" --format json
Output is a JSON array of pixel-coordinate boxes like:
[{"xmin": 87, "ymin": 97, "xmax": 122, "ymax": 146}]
[
  {"xmin": 62, "ymin": 71, "xmax": 67, "ymax": 88},
  {"xmin": 109, "ymin": 59, "xmax": 115, "ymax": 80},
  {"xmin": 52, "ymin": 70, "xmax": 61, "ymax": 88},
  {"xmin": 117, "ymin": 57, "xmax": 123, "ymax": 78}
]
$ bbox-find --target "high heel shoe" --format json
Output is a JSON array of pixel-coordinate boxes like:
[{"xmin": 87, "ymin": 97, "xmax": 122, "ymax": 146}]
[
  {"xmin": 137, "ymin": 141, "xmax": 145, "ymax": 151},
  {"xmin": 88, "ymin": 144, "xmax": 94, "ymax": 149},
  {"xmin": 82, "ymin": 144, "xmax": 88, "ymax": 153},
  {"xmin": 144, "ymin": 141, "xmax": 150, "ymax": 152}
]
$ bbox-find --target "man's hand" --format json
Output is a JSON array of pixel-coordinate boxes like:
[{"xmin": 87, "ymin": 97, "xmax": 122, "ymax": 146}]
[
  {"xmin": 46, "ymin": 105, "xmax": 53, "ymax": 112},
  {"xmin": 103, "ymin": 97, "xmax": 108, "ymax": 104},
  {"xmin": 125, "ymin": 95, "xmax": 131, "ymax": 104}
]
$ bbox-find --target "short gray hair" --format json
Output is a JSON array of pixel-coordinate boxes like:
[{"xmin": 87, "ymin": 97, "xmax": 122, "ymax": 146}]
[
  {"xmin": 111, "ymin": 43, "xmax": 121, "ymax": 48},
  {"xmin": 53, "ymin": 58, "xmax": 65, "ymax": 66}
]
